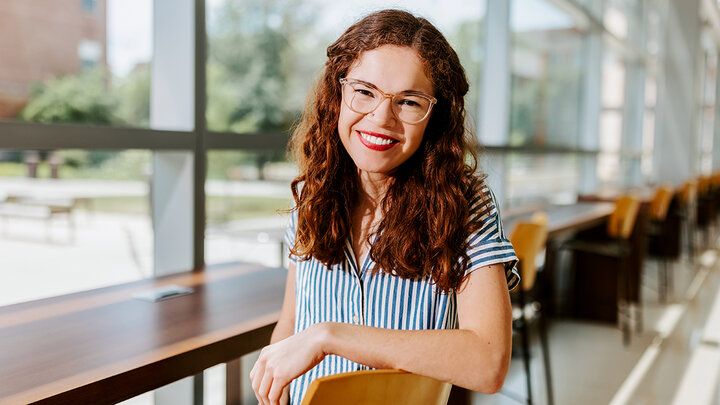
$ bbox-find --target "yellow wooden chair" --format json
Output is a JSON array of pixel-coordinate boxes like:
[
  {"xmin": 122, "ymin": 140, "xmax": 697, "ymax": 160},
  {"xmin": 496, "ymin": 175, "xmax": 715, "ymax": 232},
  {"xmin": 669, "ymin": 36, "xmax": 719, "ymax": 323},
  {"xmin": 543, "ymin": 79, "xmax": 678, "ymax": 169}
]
[
  {"xmin": 509, "ymin": 220, "xmax": 553, "ymax": 405},
  {"xmin": 299, "ymin": 369, "xmax": 451, "ymax": 405}
]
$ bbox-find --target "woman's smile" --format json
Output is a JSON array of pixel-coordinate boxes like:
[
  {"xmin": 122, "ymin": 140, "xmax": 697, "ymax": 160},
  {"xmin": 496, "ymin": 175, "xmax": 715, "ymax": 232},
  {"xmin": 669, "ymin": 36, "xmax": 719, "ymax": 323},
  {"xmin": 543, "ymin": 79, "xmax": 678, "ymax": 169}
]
[{"xmin": 356, "ymin": 130, "xmax": 399, "ymax": 151}]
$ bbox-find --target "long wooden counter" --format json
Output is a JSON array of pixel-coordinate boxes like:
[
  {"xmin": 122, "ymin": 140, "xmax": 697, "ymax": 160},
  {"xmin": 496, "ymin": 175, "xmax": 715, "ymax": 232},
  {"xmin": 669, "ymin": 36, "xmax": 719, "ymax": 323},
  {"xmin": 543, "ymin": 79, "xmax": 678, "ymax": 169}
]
[{"xmin": 0, "ymin": 263, "xmax": 286, "ymax": 405}]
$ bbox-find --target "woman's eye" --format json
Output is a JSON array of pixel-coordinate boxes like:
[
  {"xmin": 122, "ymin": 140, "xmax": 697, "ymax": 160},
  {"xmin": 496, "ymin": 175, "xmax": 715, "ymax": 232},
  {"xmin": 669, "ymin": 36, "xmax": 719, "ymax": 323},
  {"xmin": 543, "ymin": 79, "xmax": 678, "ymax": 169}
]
[
  {"xmin": 398, "ymin": 99, "xmax": 421, "ymax": 107},
  {"xmin": 354, "ymin": 89, "xmax": 374, "ymax": 97}
]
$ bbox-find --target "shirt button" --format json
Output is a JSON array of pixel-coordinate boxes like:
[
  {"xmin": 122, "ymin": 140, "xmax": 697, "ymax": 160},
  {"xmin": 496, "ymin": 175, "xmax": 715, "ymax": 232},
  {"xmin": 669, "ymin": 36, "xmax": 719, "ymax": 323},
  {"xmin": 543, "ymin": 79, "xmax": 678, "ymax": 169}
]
[{"xmin": 353, "ymin": 315, "xmax": 360, "ymax": 323}]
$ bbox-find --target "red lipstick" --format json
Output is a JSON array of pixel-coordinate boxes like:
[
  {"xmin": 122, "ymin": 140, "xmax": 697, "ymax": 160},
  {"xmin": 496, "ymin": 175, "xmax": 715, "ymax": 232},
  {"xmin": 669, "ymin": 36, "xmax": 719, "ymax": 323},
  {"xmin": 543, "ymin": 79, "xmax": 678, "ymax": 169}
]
[{"xmin": 356, "ymin": 130, "xmax": 398, "ymax": 151}]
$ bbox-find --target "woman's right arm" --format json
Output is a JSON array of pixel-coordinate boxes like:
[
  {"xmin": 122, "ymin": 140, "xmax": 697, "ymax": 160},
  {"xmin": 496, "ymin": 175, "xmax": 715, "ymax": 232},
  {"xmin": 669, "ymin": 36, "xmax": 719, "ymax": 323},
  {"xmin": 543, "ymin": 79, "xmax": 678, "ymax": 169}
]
[{"xmin": 270, "ymin": 262, "xmax": 296, "ymax": 344}]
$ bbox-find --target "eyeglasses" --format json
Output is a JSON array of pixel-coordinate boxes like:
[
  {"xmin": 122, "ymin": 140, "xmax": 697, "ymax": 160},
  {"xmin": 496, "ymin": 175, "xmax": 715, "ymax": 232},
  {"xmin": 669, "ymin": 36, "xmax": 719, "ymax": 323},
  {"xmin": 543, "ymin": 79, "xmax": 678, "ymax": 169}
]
[{"xmin": 339, "ymin": 78, "xmax": 437, "ymax": 124}]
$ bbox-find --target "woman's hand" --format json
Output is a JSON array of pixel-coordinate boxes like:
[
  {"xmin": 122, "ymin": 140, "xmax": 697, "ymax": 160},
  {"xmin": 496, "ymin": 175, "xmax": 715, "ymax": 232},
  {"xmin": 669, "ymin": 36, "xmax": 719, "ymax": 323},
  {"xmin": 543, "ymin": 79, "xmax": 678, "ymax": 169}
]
[{"xmin": 250, "ymin": 323, "xmax": 329, "ymax": 405}]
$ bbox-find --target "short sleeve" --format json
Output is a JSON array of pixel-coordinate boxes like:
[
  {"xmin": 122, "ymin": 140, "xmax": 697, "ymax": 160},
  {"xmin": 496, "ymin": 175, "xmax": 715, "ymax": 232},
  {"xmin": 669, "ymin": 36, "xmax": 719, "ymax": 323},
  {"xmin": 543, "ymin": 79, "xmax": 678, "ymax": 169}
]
[
  {"xmin": 284, "ymin": 208, "xmax": 299, "ymax": 264},
  {"xmin": 465, "ymin": 186, "xmax": 520, "ymax": 291}
]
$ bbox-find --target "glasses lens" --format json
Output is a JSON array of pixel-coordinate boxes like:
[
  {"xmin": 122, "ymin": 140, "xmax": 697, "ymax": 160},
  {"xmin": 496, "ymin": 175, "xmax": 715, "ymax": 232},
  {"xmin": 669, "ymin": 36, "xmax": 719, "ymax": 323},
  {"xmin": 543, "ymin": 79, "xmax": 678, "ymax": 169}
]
[
  {"xmin": 343, "ymin": 81, "xmax": 378, "ymax": 114},
  {"xmin": 341, "ymin": 80, "xmax": 432, "ymax": 124},
  {"xmin": 392, "ymin": 95, "xmax": 432, "ymax": 124}
]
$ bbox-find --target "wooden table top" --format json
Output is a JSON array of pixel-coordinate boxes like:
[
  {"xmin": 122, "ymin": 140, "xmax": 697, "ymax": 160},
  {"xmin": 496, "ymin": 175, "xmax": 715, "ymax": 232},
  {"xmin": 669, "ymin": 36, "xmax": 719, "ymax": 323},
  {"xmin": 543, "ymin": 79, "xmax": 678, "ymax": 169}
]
[
  {"xmin": 0, "ymin": 263, "xmax": 286, "ymax": 405},
  {"xmin": 505, "ymin": 202, "xmax": 615, "ymax": 238}
]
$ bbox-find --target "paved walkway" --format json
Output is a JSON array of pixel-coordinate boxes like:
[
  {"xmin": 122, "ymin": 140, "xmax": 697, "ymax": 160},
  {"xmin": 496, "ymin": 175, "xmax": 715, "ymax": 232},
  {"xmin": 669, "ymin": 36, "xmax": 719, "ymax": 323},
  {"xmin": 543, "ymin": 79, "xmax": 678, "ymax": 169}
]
[{"xmin": 0, "ymin": 177, "xmax": 291, "ymax": 199}]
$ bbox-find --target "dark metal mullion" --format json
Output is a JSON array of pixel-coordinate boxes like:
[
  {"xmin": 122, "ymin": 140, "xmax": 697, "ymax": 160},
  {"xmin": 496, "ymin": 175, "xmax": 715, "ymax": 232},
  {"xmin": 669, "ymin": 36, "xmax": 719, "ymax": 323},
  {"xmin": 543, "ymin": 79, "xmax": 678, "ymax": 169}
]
[
  {"xmin": 193, "ymin": 0, "xmax": 207, "ymax": 272},
  {"xmin": 206, "ymin": 131, "xmax": 290, "ymax": 150},
  {"xmin": 0, "ymin": 121, "xmax": 194, "ymax": 150},
  {"xmin": 192, "ymin": 0, "xmax": 207, "ymax": 404}
]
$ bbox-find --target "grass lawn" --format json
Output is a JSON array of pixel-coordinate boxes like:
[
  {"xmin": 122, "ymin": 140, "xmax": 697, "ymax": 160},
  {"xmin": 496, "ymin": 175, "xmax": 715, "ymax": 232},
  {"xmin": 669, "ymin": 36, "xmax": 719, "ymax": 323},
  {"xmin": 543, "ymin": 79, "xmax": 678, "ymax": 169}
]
[{"xmin": 89, "ymin": 195, "xmax": 291, "ymax": 221}]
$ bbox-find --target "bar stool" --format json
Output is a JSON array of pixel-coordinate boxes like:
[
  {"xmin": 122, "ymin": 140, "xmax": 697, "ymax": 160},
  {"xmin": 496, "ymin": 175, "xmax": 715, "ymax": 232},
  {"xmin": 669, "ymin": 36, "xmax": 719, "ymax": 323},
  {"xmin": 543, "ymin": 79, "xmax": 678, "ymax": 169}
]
[
  {"xmin": 647, "ymin": 186, "xmax": 675, "ymax": 303},
  {"xmin": 509, "ymin": 220, "xmax": 553, "ymax": 405},
  {"xmin": 561, "ymin": 195, "xmax": 640, "ymax": 345},
  {"xmin": 300, "ymin": 369, "xmax": 451, "ymax": 405},
  {"xmin": 696, "ymin": 176, "xmax": 715, "ymax": 249},
  {"xmin": 677, "ymin": 180, "xmax": 697, "ymax": 261}
]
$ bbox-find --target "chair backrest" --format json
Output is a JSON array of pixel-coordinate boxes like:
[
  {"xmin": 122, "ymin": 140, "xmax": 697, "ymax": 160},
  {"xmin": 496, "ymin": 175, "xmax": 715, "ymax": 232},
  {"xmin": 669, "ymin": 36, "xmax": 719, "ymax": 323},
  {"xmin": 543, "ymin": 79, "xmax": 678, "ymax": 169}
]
[
  {"xmin": 607, "ymin": 195, "xmax": 640, "ymax": 239},
  {"xmin": 530, "ymin": 211, "xmax": 549, "ymax": 226},
  {"xmin": 649, "ymin": 186, "xmax": 674, "ymax": 221},
  {"xmin": 679, "ymin": 180, "xmax": 697, "ymax": 206},
  {"xmin": 509, "ymin": 221, "xmax": 548, "ymax": 291},
  {"xmin": 300, "ymin": 369, "xmax": 451, "ymax": 405},
  {"xmin": 697, "ymin": 176, "xmax": 711, "ymax": 196}
]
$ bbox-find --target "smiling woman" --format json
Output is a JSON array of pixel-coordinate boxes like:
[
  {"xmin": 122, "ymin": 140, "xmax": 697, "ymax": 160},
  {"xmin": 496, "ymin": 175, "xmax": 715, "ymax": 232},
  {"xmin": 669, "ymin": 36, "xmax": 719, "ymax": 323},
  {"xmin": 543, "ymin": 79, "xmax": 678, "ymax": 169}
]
[{"xmin": 249, "ymin": 9, "xmax": 519, "ymax": 405}]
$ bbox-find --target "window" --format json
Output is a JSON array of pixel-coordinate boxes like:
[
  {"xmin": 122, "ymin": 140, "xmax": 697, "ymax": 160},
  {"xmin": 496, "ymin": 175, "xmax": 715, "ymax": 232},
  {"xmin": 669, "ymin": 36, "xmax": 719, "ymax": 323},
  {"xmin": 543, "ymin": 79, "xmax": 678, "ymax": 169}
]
[
  {"xmin": 509, "ymin": 0, "xmax": 584, "ymax": 148},
  {"xmin": 206, "ymin": 0, "xmax": 487, "ymax": 134},
  {"xmin": 0, "ymin": 0, "xmax": 152, "ymax": 128},
  {"xmin": 0, "ymin": 149, "xmax": 152, "ymax": 307}
]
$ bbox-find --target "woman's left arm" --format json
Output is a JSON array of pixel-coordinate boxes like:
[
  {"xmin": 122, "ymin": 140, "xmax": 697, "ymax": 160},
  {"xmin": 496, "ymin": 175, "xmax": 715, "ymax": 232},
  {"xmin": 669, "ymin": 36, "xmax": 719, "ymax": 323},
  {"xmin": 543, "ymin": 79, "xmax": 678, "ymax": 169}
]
[{"xmin": 250, "ymin": 263, "xmax": 512, "ymax": 405}]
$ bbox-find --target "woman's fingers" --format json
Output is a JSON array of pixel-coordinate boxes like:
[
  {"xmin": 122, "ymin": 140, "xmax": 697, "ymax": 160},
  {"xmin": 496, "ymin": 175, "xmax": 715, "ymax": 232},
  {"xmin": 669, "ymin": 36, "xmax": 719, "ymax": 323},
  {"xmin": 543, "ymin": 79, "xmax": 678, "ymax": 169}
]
[
  {"xmin": 258, "ymin": 367, "xmax": 274, "ymax": 405},
  {"xmin": 250, "ymin": 359, "xmax": 264, "ymax": 404},
  {"xmin": 281, "ymin": 385, "xmax": 290, "ymax": 405},
  {"xmin": 267, "ymin": 372, "xmax": 286, "ymax": 405}
]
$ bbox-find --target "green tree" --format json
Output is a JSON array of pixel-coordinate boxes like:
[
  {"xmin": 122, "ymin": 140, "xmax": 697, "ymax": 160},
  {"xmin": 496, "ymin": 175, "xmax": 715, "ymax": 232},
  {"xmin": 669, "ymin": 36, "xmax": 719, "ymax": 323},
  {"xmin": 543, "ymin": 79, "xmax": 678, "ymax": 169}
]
[
  {"xmin": 116, "ymin": 64, "xmax": 151, "ymax": 126},
  {"xmin": 20, "ymin": 67, "xmax": 119, "ymax": 125},
  {"xmin": 207, "ymin": 0, "xmax": 316, "ymax": 133}
]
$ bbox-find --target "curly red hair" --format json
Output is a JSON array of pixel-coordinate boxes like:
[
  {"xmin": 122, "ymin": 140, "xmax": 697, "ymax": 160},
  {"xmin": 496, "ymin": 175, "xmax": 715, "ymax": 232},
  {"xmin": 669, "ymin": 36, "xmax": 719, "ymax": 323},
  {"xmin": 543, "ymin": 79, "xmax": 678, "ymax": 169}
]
[{"xmin": 288, "ymin": 9, "xmax": 487, "ymax": 293}]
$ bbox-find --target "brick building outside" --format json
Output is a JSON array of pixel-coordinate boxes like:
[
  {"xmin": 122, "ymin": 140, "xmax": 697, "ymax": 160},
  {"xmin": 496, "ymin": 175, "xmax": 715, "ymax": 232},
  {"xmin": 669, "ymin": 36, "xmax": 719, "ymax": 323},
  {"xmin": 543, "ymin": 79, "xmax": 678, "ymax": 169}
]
[{"xmin": 0, "ymin": 0, "xmax": 107, "ymax": 120}]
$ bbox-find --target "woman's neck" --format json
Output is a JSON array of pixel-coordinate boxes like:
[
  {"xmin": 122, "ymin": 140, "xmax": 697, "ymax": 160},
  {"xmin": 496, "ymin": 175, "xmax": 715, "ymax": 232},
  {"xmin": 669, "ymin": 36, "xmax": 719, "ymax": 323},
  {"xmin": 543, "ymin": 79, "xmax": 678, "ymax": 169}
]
[{"xmin": 356, "ymin": 170, "xmax": 392, "ymax": 208}]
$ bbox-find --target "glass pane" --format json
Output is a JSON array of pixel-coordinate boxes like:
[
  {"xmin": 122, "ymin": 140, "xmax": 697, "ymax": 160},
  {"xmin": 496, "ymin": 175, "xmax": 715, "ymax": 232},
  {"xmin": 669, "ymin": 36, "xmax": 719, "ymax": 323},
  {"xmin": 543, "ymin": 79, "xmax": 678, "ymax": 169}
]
[
  {"xmin": 205, "ymin": 150, "xmax": 295, "ymax": 267},
  {"xmin": 602, "ymin": 51, "xmax": 626, "ymax": 109},
  {"xmin": 0, "ymin": 0, "xmax": 153, "ymax": 127},
  {"xmin": 506, "ymin": 153, "xmax": 580, "ymax": 207},
  {"xmin": 604, "ymin": 0, "xmax": 642, "ymax": 45},
  {"xmin": 0, "ymin": 149, "xmax": 153, "ymax": 307},
  {"xmin": 206, "ymin": 0, "xmax": 487, "ymax": 134},
  {"xmin": 509, "ymin": 0, "xmax": 584, "ymax": 148}
]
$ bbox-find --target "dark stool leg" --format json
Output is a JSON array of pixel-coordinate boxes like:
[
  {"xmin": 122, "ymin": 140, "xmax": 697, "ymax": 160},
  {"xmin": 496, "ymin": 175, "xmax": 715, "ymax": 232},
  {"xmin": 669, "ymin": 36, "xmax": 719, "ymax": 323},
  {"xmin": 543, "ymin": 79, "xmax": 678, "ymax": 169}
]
[
  {"xmin": 659, "ymin": 258, "xmax": 667, "ymax": 304},
  {"xmin": 538, "ymin": 308, "xmax": 554, "ymax": 405},
  {"xmin": 518, "ymin": 286, "xmax": 533, "ymax": 405},
  {"xmin": 618, "ymin": 255, "xmax": 631, "ymax": 346}
]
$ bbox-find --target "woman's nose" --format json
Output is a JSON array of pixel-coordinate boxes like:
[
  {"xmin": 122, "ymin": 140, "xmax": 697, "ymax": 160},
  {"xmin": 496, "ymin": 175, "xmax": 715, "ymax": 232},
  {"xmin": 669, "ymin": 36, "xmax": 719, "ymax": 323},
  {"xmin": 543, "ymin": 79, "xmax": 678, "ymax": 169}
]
[{"xmin": 368, "ymin": 97, "xmax": 398, "ymax": 126}]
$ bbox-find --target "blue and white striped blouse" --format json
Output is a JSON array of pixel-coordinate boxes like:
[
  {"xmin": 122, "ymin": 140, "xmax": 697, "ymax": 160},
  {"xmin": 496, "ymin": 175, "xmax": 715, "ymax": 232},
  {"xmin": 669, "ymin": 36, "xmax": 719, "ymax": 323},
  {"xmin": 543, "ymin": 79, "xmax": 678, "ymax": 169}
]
[{"xmin": 285, "ymin": 186, "xmax": 519, "ymax": 404}]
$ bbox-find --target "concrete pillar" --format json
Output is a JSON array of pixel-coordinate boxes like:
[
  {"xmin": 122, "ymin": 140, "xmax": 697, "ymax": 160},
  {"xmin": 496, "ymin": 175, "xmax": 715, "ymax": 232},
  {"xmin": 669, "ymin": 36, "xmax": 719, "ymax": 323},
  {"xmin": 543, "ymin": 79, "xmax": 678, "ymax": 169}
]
[
  {"xmin": 578, "ymin": 31, "xmax": 603, "ymax": 194},
  {"xmin": 150, "ymin": 0, "xmax": 198, "ymax": 404},
  {"xmin": 654, "ymin": 0, "xmax": 702, "ymax": 185},
  {"xmin": 478, "ymin": 0, "xmax": 511, "ymax": 206}
]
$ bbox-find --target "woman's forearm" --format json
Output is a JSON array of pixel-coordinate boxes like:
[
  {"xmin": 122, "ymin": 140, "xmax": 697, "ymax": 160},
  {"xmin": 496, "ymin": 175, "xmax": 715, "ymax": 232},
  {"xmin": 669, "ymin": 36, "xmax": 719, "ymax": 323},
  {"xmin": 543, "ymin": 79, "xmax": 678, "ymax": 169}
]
[
  {"xmin": 270, "ymin": 317, "xmax": 294, "ymax": 344},
  {"xmin": 318, "ymin": 322, "xmax": 511, "ymax": 394}
]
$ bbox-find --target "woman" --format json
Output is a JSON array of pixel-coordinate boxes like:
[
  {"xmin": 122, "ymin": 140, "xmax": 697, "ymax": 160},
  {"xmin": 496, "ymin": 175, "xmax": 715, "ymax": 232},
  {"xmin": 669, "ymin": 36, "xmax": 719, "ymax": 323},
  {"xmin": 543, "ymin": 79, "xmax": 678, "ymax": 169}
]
[{"xmin": 250, "ymin": 9, "xmax": 519, "ymax": 405}]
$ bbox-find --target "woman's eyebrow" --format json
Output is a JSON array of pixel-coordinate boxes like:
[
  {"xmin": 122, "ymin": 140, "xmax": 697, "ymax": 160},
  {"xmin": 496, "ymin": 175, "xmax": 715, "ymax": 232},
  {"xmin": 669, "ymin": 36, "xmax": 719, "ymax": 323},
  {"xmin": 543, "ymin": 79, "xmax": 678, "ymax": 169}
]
[{"xmin": 352, "ymin": 79, "xmax": 432, "ymax": 96}]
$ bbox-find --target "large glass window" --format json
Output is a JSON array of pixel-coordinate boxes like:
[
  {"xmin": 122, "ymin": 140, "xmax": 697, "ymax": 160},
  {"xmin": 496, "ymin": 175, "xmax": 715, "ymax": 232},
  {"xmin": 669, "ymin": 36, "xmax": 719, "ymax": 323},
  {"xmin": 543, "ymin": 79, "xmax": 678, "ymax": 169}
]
[
  {"xmin": 0, "ymin": 149, "xmax": 152, "ymax": 307},
  {"xmin": 0, "ymin": 0, "xmax": 152, "ymax": 127},
  {"xmin": 205, "ymin": 0, "xmax": 488, "ymax": 134},
  {"xmin": 698, "ymin": 40, "xmax": 717, "ymax": 175},
  {"xmin": 509, "ymin": 0, "xmax": 584, "ymax": 148},
  {"xmin": 205, "ymin": 150, "xmax": 294, "ymax": 267},
  {"xmin": 505, "ymin": 0, "xmax": 585, "ymax": 207},
  {"xmin": 597, "ymin": 47, "xmax": 626, "ymax": 187}
]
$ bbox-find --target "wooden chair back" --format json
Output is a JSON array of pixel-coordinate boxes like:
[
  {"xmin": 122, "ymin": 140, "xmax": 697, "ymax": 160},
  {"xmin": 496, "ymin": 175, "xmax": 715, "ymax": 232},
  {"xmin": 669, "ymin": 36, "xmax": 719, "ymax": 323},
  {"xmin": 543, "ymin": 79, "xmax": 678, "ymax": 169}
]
[
  {"xmin": 697, "ymin": 176, "xmax": 711, "ymax": 196},
  {"xmin": 531, "ymin": 211, "xmax": 549, "ymax": 226},
  {"xmin": 607, "ymin": 195, "xmax": 640, "ymax": 239},
  {"xmin": 300, "ymin": 369, "xmax": 451, "ymax": 405},
  {"xmin": 649, "ymin": 186, "xmax": 674, "ymax": 221},
  {"xmin": 509, "ymin": 221, "xmax": 548, "ymax": 292},
  {"xmin": 679, "ymin": 181, "xmax": 696, "ymax": 206}
]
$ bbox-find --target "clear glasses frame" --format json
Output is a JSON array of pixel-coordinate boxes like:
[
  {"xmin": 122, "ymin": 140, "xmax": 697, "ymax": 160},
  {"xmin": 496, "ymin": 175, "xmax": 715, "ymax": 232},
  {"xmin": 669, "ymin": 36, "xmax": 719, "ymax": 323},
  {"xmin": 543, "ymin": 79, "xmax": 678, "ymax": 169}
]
[{"xmin": 339, "ymin": 78, "xmax": 437, "ymax": 124}]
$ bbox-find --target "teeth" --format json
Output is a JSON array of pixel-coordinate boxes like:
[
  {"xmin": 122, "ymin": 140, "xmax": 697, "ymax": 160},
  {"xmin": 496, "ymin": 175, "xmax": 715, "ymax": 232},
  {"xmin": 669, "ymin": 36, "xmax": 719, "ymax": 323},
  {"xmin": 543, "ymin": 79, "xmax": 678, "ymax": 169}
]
[{"xmin": 360, "ymin": 132, "xmax": 394, "ymax": 146}]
